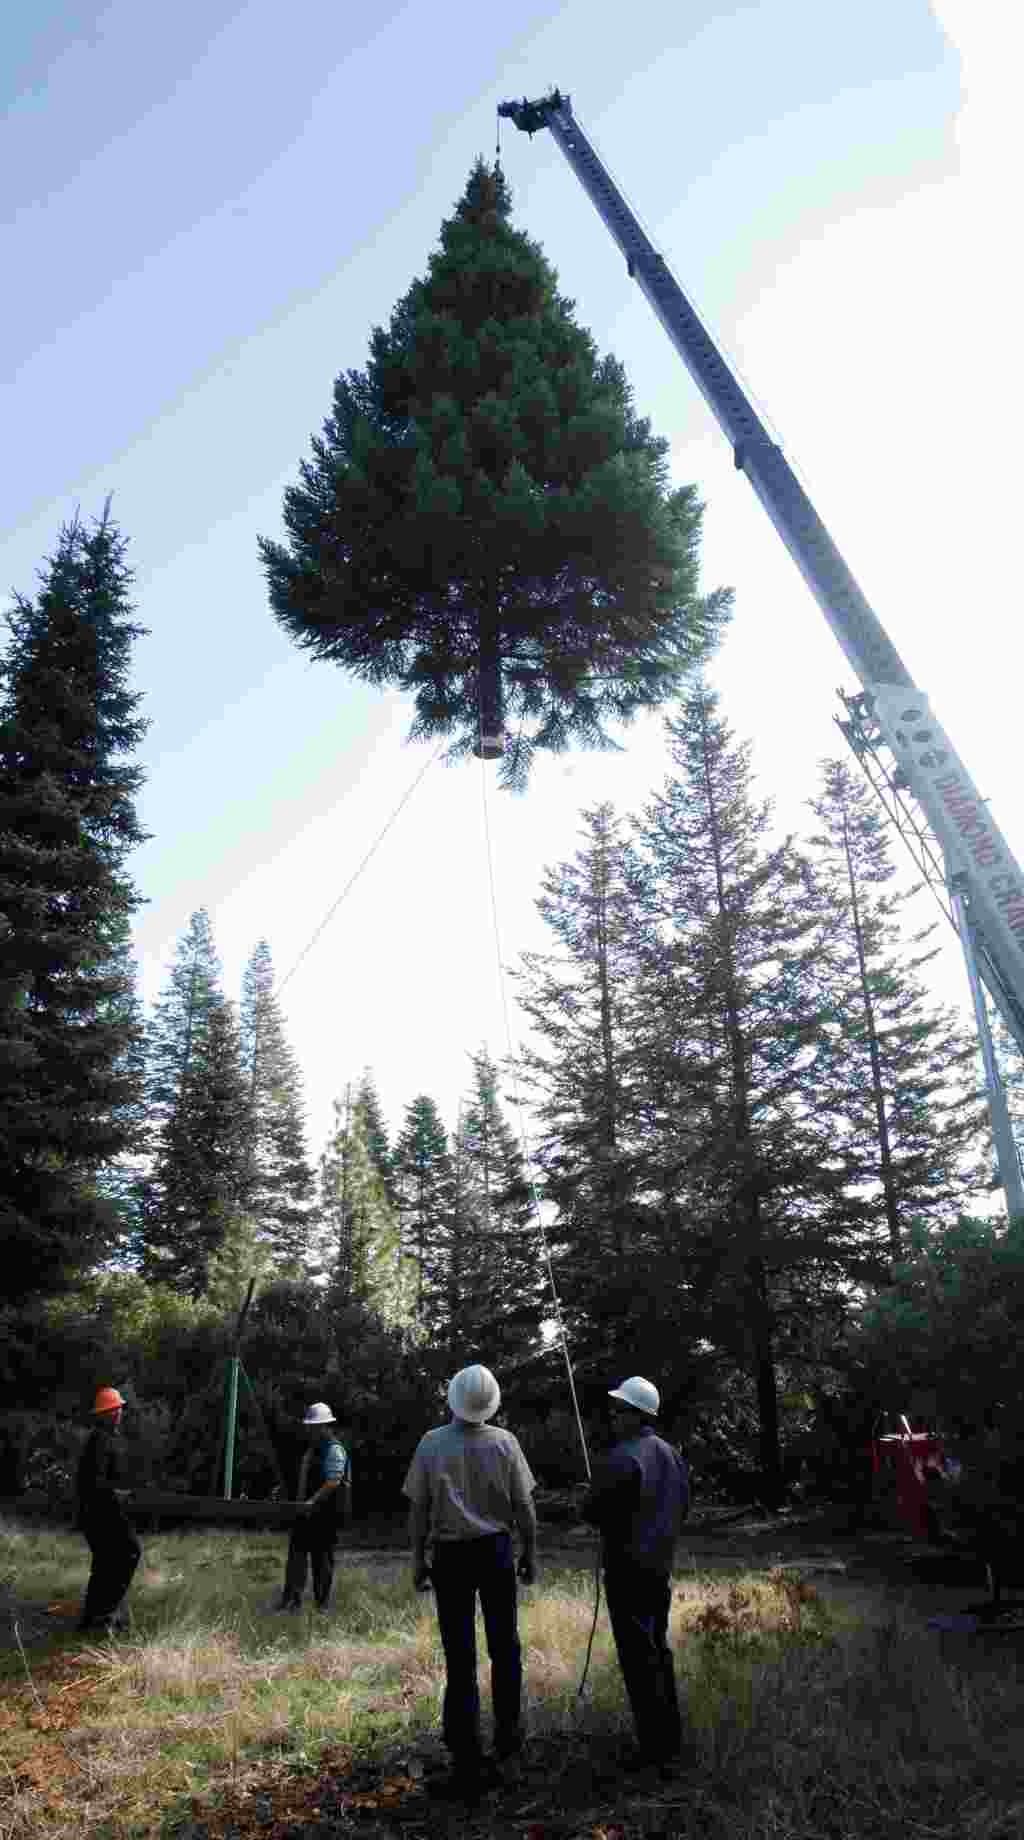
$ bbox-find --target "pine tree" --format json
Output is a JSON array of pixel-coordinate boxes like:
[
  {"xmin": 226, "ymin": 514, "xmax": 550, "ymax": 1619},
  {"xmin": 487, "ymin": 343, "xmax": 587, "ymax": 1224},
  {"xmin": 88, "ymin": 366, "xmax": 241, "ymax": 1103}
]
[
  {"xmin": 319, "ymin": 1084, "xmax": 407, "ymax": 1319},
  {"xmin": 141, "ymin": 910, "xmax": 249, "ymax": 1296},
  {"xmin": 623, "ymin": 686, "xmax": 866, "ymax": 1500},
  {"xmin": 238, "ymin": 939, "xmax": 316, "ymax": 1266},
  {"xmin": 260, "ymin": 161, "xmax": 730, "ymax": 788},
  {"xmin": 806, "ymin": 759, "xmax": 984, "ymax": 1259},
  {"xmin": 353, "ymin": 1069, "xmax": 395, "ymax": 1205},
  {"xmin": 512, "ymin": 804, "xmax": 646, "ymax": 1349},
  {"xmin": 0, "ymin": 508, "xmax": 148, "ymax": 1301},
  {"xmin": 393, "ymin": 1093, "xmax": 456, "ymax": 1334},
  {"xmin": 448, "ymin": 1049, "xmax": 541, "ymax": 1369}
]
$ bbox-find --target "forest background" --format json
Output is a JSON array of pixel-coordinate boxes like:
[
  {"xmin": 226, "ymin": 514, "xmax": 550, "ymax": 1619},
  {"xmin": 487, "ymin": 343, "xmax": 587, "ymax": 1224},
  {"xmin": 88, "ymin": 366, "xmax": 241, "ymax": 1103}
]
[{"xmin": 2, "ymin": 149, "xmax": 1023, "ymax": 1527}]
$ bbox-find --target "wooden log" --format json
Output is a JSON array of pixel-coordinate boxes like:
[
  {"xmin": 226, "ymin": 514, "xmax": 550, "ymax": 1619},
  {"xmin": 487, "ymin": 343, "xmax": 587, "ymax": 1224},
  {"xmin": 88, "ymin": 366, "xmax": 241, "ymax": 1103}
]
[{"xmin": 1, "ymin": 1492, "xmax": 303, "ymax": 1526}]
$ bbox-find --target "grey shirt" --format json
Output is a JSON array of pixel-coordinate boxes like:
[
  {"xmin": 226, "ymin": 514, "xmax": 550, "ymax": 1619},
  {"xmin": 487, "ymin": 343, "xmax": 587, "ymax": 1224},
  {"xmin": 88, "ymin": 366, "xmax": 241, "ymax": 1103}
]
[{"xmin": 403, "ymin": 1420, "xmax": 537, "ymax": 1543}]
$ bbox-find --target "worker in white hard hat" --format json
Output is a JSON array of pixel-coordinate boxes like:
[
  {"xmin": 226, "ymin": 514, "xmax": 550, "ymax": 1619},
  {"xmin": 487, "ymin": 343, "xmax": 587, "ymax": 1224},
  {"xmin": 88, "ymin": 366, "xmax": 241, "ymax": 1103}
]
[
  {"xmin": 582, "ymin": 1377, "xmax": 690, "ymax": 1774},
  {"xmin": 277, "ymin": 1403, "xmax": 351, "ymax": 1613},
  {"xmin": 403, "ymin": 1364, "xmax": 537, "ymax": 1802}
]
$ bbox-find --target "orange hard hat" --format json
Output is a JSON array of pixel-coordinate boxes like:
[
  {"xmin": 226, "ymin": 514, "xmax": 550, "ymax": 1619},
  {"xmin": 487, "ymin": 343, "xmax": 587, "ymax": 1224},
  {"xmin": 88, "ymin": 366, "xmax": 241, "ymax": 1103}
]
[{"xmin": 92, "ymin": 1387, "xmax": 126, "ymax": 1415}]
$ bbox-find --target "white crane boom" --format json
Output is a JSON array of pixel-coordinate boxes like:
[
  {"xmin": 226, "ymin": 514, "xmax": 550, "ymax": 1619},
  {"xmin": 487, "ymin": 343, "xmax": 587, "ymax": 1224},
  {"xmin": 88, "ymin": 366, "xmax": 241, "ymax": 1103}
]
[{"xmin": 499, "ymin": 90, "xmax": 1024, "ymax": 1212}]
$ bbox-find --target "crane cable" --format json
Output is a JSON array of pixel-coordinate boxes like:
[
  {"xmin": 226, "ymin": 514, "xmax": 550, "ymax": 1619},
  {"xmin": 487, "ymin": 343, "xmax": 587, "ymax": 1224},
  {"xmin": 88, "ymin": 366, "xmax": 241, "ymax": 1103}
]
[
  {"xmin": 275, "ymin": 742, "xmax": 446, "ymax": 999},
  {"xmin": 476, "ymin": 727, "xmax": 604, "ymax": 1696}
]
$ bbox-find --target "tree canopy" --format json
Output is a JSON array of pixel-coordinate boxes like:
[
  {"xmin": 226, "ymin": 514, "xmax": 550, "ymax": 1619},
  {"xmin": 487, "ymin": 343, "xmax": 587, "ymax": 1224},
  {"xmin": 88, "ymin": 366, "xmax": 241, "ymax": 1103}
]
[{"xmin": 260, "ymin": 161, "xmax": 730, "ymax": 788}]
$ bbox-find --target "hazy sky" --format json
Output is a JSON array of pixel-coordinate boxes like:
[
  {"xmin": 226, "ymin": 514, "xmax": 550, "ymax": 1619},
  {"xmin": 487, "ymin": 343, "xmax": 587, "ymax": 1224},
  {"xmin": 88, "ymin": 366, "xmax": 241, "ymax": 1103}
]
[{"xmin": 4, "ymin": 0, "xmax": 1021, "ymax": 1159}]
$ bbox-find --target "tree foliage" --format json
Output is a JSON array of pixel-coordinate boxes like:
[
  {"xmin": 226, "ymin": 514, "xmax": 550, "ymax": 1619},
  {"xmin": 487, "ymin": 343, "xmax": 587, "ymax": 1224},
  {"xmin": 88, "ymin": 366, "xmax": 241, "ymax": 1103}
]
[
  {"xmin": 239, "ymin": 939, "xmax": 316, "ymax": 1265},
  {"xmin": 140, "ymin": 909, "xmax": 249, "ymax": 1296},
  {"xmin": 260, "ymin": 161, "xmax": 730, "ymax": 787},
  {"xmin": 0, "ymin": 508, "xmax": 148, "ymax": 1301}
]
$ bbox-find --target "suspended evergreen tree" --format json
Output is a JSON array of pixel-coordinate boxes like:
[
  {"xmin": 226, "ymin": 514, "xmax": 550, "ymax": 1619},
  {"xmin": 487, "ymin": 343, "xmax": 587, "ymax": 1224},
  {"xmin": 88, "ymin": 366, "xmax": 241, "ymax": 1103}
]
[
  {"xmin": 806, "ymin": 759, "xmax": 984, "ymax": 1259},
  {"xmin": 448, "ymin": 1049, "xmax": 541, "ymax": 1368},
  {"xmin": 260, "ymin": 160, "xmax": 730, "ymax": 788},
  {"xmin": 0, "ymin": 508, "xmax": 148, "ymax": 1301},
  {"xmin": 393, "ymin": 1092, "xmax": 456, "ymax": 1335},
  {"xmin": 140, "ymin": 909, "xmax": 249, "ymax": 1296},
  {"xmin": 238, "ymin": 939, "xmax": 317, "ymax": 1266}
]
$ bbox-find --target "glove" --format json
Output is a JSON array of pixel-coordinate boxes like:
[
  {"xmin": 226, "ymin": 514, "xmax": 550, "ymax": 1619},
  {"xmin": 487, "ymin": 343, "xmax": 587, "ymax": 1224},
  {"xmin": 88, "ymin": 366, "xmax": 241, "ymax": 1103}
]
[{"xmin": 517, "ymin": 1555, "xmax": 536, "ymax": 1585}]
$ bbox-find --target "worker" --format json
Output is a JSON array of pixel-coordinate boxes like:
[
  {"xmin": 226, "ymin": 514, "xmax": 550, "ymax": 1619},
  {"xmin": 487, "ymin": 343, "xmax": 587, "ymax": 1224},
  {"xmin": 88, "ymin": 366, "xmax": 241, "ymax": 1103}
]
[
  {"xmin": 75, "ymin": 1386, "xmax": 141, "ymax": 1635},
  {"xmin": 582, "ymin": 1377, "xmax": 689, "ymax": 1774},
  {"xmin": 278, "ymin": 1403, "xmax": 351, "ymax": 1613},
  {"xmin": 403, "ymin": 1364, "xmax": 537, "ymax": 1801}
]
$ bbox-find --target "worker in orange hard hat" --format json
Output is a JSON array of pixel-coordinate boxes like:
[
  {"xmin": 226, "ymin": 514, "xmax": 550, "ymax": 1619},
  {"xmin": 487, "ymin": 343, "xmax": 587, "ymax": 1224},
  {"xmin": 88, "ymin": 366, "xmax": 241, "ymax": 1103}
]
[{"xmin": 74, "ymin": 1387, "xmax": 141, "ymax": 1635}]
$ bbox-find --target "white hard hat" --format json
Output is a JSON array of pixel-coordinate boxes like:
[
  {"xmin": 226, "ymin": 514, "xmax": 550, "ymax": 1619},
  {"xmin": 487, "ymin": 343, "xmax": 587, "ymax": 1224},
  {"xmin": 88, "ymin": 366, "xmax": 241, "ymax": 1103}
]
[
  {"xmin": 448, "ymin": 1364, "xmax": 501, "ymax": 1424},
  {"xmin": 608, "ymin": 1376, "xmax": 660, "ymax": 1417},
  {"xmin": 302, "ymin": 1402, "xmax": 337, "ymax": 1426}
]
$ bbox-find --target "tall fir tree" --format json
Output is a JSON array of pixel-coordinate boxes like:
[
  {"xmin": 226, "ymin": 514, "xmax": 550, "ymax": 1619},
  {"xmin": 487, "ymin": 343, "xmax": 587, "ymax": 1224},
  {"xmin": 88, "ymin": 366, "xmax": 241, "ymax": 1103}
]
[
  {"xmin": 353, "ymin": 1068, "xmax": 395, "ymax": 1205},
  {"xmin": 0, "ymin": 509, "xmax": 148, "ymax": 1300},
  {"xmin": 238, "ymin": 939, "xmax": 316, "ymax": 1266},
  {"xmin": 625, "ymin": 687, "xmax": 879, "ymax": 1499},
  {"xmin": 806, "ymin": 759, "xmax": 984, "ymax": 1258},
  {"xmin": 319, "ymin": 1083, "xmax": 408, "ymax": 1321},
  {"xmin": 513, "ymin": 804, "xmax": 648, "ymax": 1356},
  {"xmin": 141, "ymin": 909, "xmax": 249, "ymax": 1296},
  {"xmin": 447, "ymin": 1049, "xmax": 541, "ymax": 1368},
  {"xmin": 260, "ymin": 161, "xmax": 730, "ymax": 787},
  {"xmin": 393, "ymin": 1092, "xmax": 456, "ymax": 1335}
]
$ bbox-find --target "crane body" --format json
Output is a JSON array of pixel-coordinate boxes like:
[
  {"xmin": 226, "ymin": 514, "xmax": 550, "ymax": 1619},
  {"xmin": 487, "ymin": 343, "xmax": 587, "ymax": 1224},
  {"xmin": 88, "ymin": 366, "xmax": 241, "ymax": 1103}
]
[{"xmin": 499, "ymin": 90, "xmax": 1024, "ymax": 1212}]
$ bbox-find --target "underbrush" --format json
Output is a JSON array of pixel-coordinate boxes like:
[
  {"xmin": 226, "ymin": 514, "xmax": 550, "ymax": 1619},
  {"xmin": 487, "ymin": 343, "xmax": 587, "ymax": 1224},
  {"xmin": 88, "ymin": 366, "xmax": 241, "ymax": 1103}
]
[{"xmin": 0, "ymin": 1520, "xmax": 1021, "ymax": 1839}]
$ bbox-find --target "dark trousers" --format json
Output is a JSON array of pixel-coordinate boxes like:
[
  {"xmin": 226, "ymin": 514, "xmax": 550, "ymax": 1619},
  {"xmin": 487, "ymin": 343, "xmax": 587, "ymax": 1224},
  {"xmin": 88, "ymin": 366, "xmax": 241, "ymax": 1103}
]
[
  {"xmin": 430, "ymin": 1531, "xmax": 523, "ymax": 1765},
  {"xmin": 80, "ymin": 1515, "xmax": 141, "ymax": 1627},
  {"xmin": 282, "ymin": 1514, "xmax": 337, "ymax": 1608},
  {"xmin": 603, "ymin": 1559, "xmax": 681, "ymax": 1762}
]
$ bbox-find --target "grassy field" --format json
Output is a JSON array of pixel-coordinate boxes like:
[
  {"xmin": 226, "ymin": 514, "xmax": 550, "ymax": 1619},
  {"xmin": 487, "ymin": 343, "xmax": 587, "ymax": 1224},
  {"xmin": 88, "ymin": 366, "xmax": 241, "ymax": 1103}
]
[{"xmin": 1, "ymin": 1515, "xmax": 1023, "ymax": 1839}]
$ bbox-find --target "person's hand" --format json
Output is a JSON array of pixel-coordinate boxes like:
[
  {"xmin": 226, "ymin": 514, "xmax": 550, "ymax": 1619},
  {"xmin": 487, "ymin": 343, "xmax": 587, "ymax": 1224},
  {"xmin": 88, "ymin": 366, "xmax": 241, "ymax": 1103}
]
[
  {"xmin": 413, "ymin": 1563, "xmax": 432, "ymax": 1593},
  {"xmin": 517, "ymin": 1555, "xmax": 536, "ymax": 1585}
]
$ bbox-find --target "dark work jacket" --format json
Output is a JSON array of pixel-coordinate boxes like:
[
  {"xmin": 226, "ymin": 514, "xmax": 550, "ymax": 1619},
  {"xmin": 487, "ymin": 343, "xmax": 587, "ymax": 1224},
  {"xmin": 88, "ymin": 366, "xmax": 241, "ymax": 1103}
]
[
  {"xmin": 75, "ymin": 1429, "xmax": 128, "ymax": 1529},
  {"xmin": 302, "ymin": 1437, "xmax": 351, "ymax": 1531},
  {"xmin": 583, "ymin": 1424, "xmax": 689, "ymax": 1574}
]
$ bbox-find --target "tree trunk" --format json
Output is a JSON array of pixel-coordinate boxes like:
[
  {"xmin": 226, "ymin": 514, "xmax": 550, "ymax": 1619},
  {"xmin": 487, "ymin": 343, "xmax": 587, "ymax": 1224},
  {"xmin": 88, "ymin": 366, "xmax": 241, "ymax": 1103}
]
[
  {"xmin": 475, "ymin": 602, "xmax": 503, "ymax": 755},
  {"xmin": 699, "ymin": 699, "xmax": 784, "ymax": 1506},
  {"xmin": 841, "ymin": 807, "xmax": 901, "ymax": 1262}
]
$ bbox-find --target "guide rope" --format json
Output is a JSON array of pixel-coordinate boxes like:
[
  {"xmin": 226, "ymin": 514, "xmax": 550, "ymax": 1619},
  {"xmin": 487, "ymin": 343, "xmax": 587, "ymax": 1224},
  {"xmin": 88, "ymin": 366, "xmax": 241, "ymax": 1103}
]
[
  {"xmin": 476, "ymin": 737, "xmax": 602, "ymax": 1694},
  {"xmin": 276, "ymin": 742, "xmax": 445, "ymax": 998}
]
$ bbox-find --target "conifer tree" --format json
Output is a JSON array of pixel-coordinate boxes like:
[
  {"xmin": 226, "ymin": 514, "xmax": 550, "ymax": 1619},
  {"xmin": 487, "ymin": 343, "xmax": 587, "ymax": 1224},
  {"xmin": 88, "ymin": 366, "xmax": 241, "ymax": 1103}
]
[
  {"xmin": 448, "ymin": 1050, "xmax": 541, "ymax": 1367},
  {"xmin": 626, "ymin": 687, "xmax": 863, "ymax": 1497},
  {"xmin": 319, "ymin": 1084, "xmax": 408, "ymax": 1320},
  {"xmin": 513, "ymin": 804, "xmax": 646, "ymax": 1347},
  {"xmin": 238, "ymin": 939, "xmax": 316, "ymax": 1265},
  {"xmin": 353, "ymin": 1069, "xmax": 395, "ymax": 1205},
  {"xmin": 0, "ymin": 509, "xmax": 148, "ymax": 1301},
  {"xmin": 260, "ymin": 162, "xmax": 730, "ymax": 787},
  {"xmin": 393, "ymin": 1093, "xmax": 456, "ymax": 1334},
  {"xmin": 806, "ymin": 759, "xmax": 984, "ymax": 1258},
  {"xmin": 141, "ymin": 910, "xmax": 249, "ymax": 1296}
]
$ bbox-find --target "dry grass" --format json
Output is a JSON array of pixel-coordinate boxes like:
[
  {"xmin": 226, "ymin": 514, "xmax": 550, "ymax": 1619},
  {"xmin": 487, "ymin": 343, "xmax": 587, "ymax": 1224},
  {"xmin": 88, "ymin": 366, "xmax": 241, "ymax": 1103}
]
[{"xmin": 0, "ymin": 1518, "xmax": 1022, "ymax": 1839}]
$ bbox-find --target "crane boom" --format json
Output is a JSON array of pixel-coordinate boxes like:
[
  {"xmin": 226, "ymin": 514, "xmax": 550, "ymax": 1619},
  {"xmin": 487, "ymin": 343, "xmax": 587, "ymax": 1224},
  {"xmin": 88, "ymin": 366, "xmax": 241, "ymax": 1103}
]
[
  {"xmin": 499, "ymin": 89, "xmax": 1024, "ymax": 1213},
  {"xmin": 498, "ymin": 92, "xmax": 1024, "ymax": 1060}
]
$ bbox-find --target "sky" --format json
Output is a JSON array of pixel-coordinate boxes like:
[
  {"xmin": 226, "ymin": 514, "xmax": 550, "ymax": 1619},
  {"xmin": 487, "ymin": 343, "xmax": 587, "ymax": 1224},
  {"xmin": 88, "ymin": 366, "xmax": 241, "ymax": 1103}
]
[{"xmin": 4, "ymin": 0, "xmax": 1022, "ymax": 1162}]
